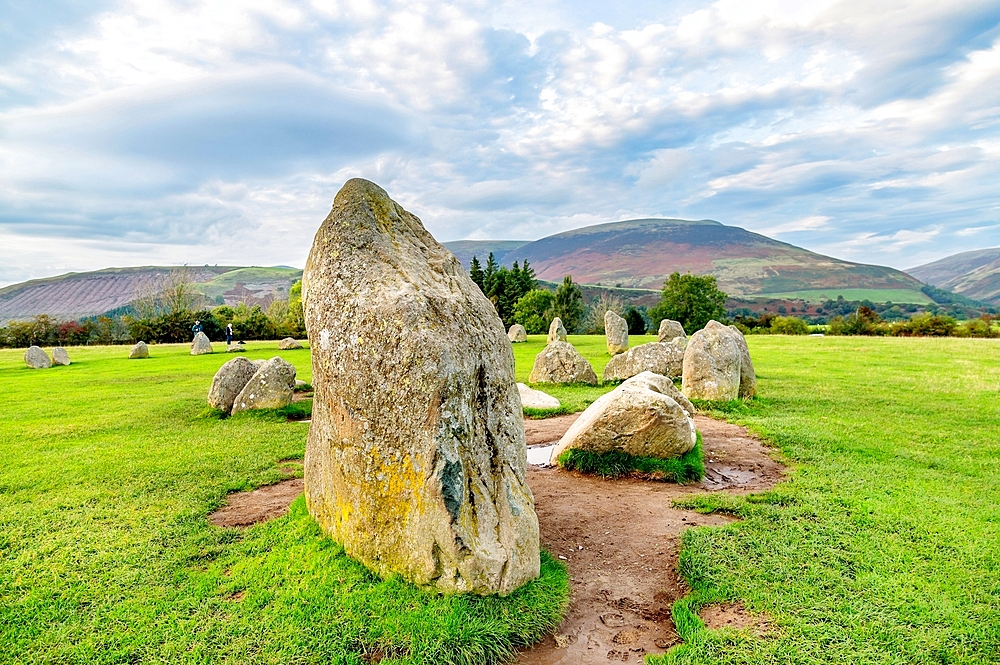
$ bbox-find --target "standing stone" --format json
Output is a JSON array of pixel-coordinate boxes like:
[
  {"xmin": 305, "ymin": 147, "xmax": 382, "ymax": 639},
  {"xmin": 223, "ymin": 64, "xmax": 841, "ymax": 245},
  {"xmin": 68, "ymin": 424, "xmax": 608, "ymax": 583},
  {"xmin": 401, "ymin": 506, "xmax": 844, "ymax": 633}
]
[
  {"xmin": 208, "ymin": 356, "xmax": 259, "ymax": 413},
  {"xmin": 657, "ymin": 319, "xmax": 686, "ymax": 342},
  {"xmin": 517, "ymin": 383, "xmax": 561, "ymax": 410},
  {"xmin": 726, "ymin": 323, "xmax": 757, "ymax": 398},
  {"xmin": 191, "ymin": 332, "xmax": 213, "ymax": 355},
  {"xmin": 278, "ymin": 337, "xmax": 303, "ymax": 350},
  {"xmin": 508, "ymin": 324, "xmax": 528, "ymax": 343},
  {"xmin": 51, "ymin": 347, "xmax": 71, "ymax": 366},
  {"xmin": 528, "ymin": 341, "xmax": 599, "ymax": 385},
  {"xmin": 549, "ymin": 372, "xmax": 696, "ymax": 464},
  {"xmin": 227, "ymin": 342, "xmax": 247, "ymax": 353},
  {"xmin": 681, "ymin": 321, "xmax": 741, "ymax": 401},
  {"xmin": 24, "ymin": 346, "xmax": 51, "ymax": 369},
  {"xmin": 129, "ymin": 341, "xmax": 149, "ymax": 359},
  {"xmin": 605, "ymin": 311, "xmax": 629, "ymax": 355},
  {"xmin": 602, "ymin": 340, "xmax": 686, "ymax": 381},
  {"xmin": 547, "ymin": 317, "xmax": 567, "ymax": 343},
  {"xmin": 302, "ymin": 178, "xmax": 539, "ymax": 596},
  {"xmin": 231, "ymin": 356, "xmax": 297, "ymax": 413}
]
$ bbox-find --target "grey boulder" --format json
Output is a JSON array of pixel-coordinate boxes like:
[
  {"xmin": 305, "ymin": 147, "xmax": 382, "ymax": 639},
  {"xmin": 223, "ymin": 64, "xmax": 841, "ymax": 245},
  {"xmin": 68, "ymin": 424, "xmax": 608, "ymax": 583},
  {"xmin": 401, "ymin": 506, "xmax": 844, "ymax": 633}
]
[
  {"xmin": 603, "ymin": 340, "xmax": 685, "ymax": 381},
  {"xmin": 128, "ymin": 341, "xmax": 149, "ymax": 359},
  {"xmin": 24, "ymin": 346, "xmax": 51, "ymax": 369},
  {"xmin": 190, "ymin": 332, "xmax": 213, "ymax": 355},
  {"xmin": 51, "ymin": 347, "xmax": 71, "ymax": 366},
  {"xmin": 231, "ymin": 356, "xmax": 296, "ymax": 413},
  {"xmin": 517, "ymin": 383, "xmax": 561, "ymax": 410},
  {"xmin": 681, "ymin": 320, "xmax": 742, "ymax": 401},
  {"xmin": 657, "ymin": 319, "xmax": 686, "ymax": 342},
  {"xmin": 227, "ymin": 342, "xmax": 247, "ymax": 353},
  {"xmin": 278, "ymin": 337, "xmax": 303, "ymax": 350},
  {"xmin": 508, "ymin": 324, "xmax": 528, "ymax": 343},
  {"xmin": 605, "ymin": 310, "xmax": 628, "ymax": 355},
  {"xmin": 528, "ymin": 341, "xmax": 598, "ymax": 385},
  {"xmin": 208, "ymin": 356, "xmax": 259, "ymax": 413},
  {"xmin": 547, "ymin": 317, "xmax": 567, "ymax": 343}
]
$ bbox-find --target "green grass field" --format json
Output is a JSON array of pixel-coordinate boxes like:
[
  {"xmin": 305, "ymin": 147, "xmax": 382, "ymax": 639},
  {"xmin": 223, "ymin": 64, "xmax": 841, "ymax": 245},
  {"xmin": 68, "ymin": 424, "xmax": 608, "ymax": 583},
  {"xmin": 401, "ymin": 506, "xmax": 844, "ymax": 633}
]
[
  {"xmin": 0, "ymin": 342, "xmax": 567, "ymax": 664},
  {"xmin": 4, "ymin": 335, "xmax": 1000, "ymax": 664}
]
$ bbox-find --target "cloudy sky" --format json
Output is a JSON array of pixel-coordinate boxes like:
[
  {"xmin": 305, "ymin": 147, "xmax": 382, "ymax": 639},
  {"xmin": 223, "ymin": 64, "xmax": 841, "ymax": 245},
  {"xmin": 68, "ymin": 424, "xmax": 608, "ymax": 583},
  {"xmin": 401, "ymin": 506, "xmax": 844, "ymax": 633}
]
[{"xmin": 2, "ymin": 0, "xmax": 999, "ymax": 287}]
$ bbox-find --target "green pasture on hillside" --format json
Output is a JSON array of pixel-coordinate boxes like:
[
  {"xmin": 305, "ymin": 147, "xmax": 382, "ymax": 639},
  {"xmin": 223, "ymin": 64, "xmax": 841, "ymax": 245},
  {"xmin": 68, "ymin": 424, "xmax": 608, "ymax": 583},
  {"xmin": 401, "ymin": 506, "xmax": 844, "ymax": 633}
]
[
  {"xmin": 3, "ymin": 335, "xmax": 1000, "ymax": 664},
  {"xmin": 760, "ymin": 288, "xmax": 933, "ymax": 304}
]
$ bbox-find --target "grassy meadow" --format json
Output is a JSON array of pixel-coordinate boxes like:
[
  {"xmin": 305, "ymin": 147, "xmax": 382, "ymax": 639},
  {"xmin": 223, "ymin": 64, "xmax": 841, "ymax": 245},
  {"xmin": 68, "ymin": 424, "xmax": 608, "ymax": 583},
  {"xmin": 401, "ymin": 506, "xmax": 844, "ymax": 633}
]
[{"xmin": 3, "ymin": 334, "xmax": 1000, "ymax": 664}]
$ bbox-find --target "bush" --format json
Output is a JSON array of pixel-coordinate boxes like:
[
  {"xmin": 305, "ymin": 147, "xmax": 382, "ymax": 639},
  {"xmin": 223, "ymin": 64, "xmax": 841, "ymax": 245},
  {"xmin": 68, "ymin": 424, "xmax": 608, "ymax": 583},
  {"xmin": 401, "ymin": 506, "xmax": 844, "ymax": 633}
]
[
  {"xmin": 770, "ymin": 316, "xmax": 810, "ymax": 335},
  {"xmin": 648, "ymin": 272, "xmax": 727, "ymax": 334}
]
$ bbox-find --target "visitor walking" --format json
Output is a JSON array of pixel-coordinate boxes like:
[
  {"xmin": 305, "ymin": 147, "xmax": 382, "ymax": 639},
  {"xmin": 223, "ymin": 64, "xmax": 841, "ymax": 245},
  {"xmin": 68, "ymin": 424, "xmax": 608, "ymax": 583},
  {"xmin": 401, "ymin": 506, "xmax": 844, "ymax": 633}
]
[
  {"xmin": 191, "ymin": 320, "xmax": 202, "ymax": 339},
  {"xmin": 225, "ymin": 323, "xmax": 233, "ymax": 345}
]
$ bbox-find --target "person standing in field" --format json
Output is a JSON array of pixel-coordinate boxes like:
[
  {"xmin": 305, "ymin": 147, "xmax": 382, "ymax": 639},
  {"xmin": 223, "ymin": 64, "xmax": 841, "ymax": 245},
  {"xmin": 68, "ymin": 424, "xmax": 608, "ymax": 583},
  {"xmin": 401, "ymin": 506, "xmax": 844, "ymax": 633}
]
[
  {"xmin": 225, "ymin": 323, "xmax": 233, "ymax": 345},
  {"xmin": 191, "ymin": 320, "xmax": 202, "ymax": 339}
]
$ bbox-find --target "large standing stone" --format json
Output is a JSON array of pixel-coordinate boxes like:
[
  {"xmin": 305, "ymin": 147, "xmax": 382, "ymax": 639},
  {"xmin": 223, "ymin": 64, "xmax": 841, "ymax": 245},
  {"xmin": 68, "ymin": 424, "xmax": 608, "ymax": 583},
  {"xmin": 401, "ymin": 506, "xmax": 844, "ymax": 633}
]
[
  {"xmin": 24, "ymin": 346, "xmax": 51, "ymax": 369},
  {"xmin": 528, "ymin": 341, "xmax": 599, "ymax": 385},
  {"xmin": 517, "ymin": 383, "xmax": 561, "ymax": 410},
  {"xmin": 51, "ymin": 347, "xmax": 71, "ymax": 366},
  {"xmin": 549, "ymin": 372, "xmax": 696, "ymax": 463},
  {"xmin": 726, "ymin": 323, "xmax": 757, "ymax": 398},
  {"xmin": 231, "ymin": 356, "xmax": 296, "ymax": 413},
  {"xmin": 129, "ymin": 341, "xmax": 149, "ymax": 359},
  {"xmin": 191, "ymin": 332, "xmax": 213, "ymax": 355},
  {"xmin": 547, "ymin": 317, "xmax": 567, "ymax": 343},
  {"xmin": 657, "ymin": 319, "xmax": 686, "ymax": 342},
  {"xmin": 508, "ymin": 324, "xmax": 527, "ymax": 343},
  {"xmin": 602, "ymin": 340, "xmax": 686, "ymax": 381},
  {"xmin": 605, "ymin": 311, "xmax": 629, "ymax": 355},
  {"xmin": 302, "ymin": 178, "xmax": 539, "ymax": 596},
  {"xmin": 681, "ymin": 321, "xmax": 741, "ymax": 401},
  {"xmin": 208, "ymin": 356, "xmax": 259, "ymax": 413},
  {"xmin": 623, "ymin": 371, "xmax": 695, "ymax": 418},
  {"xmin": 278, "ymin": 337, "xmax": 303, "ymax": 350}
]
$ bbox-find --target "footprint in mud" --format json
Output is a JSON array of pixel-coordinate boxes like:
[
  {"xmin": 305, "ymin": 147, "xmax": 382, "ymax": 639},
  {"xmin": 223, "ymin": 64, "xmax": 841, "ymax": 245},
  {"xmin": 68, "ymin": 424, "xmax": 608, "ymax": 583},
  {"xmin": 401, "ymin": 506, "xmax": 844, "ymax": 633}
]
[
  {"xmin": 611, "ymin": 626, "xmax": 648, "ymax": 645},
  {"xmin": 599, "ymin": 613, "xmax": 626, "ymax": 628}
]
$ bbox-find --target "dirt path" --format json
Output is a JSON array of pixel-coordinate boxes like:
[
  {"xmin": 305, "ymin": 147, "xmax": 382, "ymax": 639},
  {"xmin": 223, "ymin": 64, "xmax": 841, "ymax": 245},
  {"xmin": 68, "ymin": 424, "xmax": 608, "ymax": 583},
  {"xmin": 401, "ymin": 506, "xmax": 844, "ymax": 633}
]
[{"xmin": 517, "ymin": 415, "xmax": 783, "ymax": 665}]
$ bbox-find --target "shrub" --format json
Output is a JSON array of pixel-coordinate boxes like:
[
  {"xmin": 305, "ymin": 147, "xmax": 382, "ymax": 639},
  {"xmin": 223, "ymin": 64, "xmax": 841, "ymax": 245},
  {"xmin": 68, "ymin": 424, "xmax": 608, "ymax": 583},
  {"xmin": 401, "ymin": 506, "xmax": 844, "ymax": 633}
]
[
  {"xmin": 649, "ymin": 272, "xmax": 727, "ymax": 333},
  {"xmin": 770, "ymin": 316, "xmax": 810, "ymax": 335}
]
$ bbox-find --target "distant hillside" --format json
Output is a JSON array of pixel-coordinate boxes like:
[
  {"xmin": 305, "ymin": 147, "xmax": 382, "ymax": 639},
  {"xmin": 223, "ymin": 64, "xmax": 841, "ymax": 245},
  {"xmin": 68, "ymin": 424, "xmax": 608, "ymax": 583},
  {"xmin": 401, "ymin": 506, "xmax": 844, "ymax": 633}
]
[
  {"xmin": 907, "ymin": 248, "xmax": 1000, "ymax": 305},
  {"xmin": 497, "ymin": 218, "xmax": 929, "ymax": 303},
  {"xmin": 0, "ymin": 266, "xmax": 302, "ymax": 323},
  {"xmin": 442, "ymin": 241, "xmax": 529, "ymax": 268}
]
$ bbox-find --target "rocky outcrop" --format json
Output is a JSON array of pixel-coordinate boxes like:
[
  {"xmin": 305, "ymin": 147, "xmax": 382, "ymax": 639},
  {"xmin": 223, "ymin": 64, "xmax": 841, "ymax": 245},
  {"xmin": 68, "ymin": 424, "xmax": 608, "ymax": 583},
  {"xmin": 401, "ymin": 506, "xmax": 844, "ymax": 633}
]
[
  {"xmin": 51, "ymin": 347, "xmax": 71, "ymax": 366},
  {"xmin": 302, "ymin": 178, "xmax": 539, "ymax": 596},
  {"xmin": 657, "ymin": 319, "xmax": 686, "ymax": 342},
  {"xmin": 24, "ymin": 346, "xmax": 51, "ymax": 369},
  {"xmin": 681, "ymin": 321, "xmax": 742, "ymax": 401},
  {"xmin": 549, "ymin": 372, "xmax": 696, "ymax": 463},
  {"xmin": 508, "ymin": 324, "xmax": 527, "ymax": 343},
  {"xmin": 190, "ymin": 332, "xmax": 213, "ymax": 355},
  {"xmin": 128, "ymin": 341, "xmax": 149, "ymax": 359},
  {"xmin": 278, "ymin": 337, "xmax": 303, "ymax": 350},
  {"xmin": 605, "ymin": 311, "xmax": 628, "ymax": 355},
  {"xmin": 547, "ymin": 317, "xmax": 567, "ymax": 343},
  {"xmin": 528, "ymin": 341, "xmax": 599, "ymax": 385},
  {"xmin": 208, "ymin": 356, "xmax": 259, "ymax": 413},
  {"xmin": 602, "ymin": 340, "xmax": 685, "ymax": 381},
  {"xmin": 231, "ymin": 356, "xmax": 296, "ymax": 413},
  {"xmin": 517, "ymin": 383, "xmax": 561, "ymax": 410}
]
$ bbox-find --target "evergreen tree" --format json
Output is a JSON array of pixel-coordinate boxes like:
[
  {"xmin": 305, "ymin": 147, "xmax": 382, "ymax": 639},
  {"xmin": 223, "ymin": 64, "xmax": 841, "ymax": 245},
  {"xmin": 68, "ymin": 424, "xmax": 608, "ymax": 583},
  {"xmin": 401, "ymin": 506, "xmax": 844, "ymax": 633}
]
[
  {"xmin": 469, "ymin": 256, "xmax": 485, "ymax": 292},
  {"xmin": 624, "ymin": 306, "xmax": 647, "ymax": 335},
  {"xmin": 552, "ymin": 275, "xmax": 585, "ymax": 333},
  {"xmin": 519, "ymin": 260, "xmax": 536, "ymax": 295},
  {"xmin": 484, "ymin": 252, "xmax": 498, "ymax": 295}
]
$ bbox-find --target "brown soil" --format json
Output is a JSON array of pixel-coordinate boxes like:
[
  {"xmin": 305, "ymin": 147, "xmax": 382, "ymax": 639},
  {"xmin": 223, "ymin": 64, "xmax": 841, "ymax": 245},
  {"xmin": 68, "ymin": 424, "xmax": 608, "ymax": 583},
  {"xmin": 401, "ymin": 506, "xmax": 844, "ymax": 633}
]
[
  {"xmin": 524, "ymin": 414, "xmax": 581, "ymax": 446},
  {"xmin": 517, "ymin": 414, "xmax": 783, "ymax": 665},
  {"xmin": 699, "ymin": 602, "xmax": 770, "ymax": 636},
  {"xmin": 208, "ymin": 478, "xmax": 303, "ymax": 528}
]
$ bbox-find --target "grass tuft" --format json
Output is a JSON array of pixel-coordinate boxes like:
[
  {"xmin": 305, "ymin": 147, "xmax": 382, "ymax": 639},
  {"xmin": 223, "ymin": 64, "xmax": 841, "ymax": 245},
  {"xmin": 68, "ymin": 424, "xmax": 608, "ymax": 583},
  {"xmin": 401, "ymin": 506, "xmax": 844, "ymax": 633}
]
[{"xmin": 556, "ymin": 434, "xmax": 705, "ymax": 483}]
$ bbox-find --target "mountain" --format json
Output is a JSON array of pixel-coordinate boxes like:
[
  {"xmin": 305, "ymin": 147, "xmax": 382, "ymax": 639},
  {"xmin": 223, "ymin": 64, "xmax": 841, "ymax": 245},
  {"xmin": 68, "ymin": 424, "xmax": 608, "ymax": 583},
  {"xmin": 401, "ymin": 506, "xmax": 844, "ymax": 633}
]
[
  {"xmin": 907, "ymin": 248, "xmax": 1000, "ymax": 305},
  {"xmin": 442, "ymin": 241, "xmax": 529, "ymax": 268},
  {"xmin": 468, "ymin": 218, "xmax": 929, "ymax": 303},
  {"xmin": 0, "ymin": 266, "xmax": 302, "ymax": 323}
]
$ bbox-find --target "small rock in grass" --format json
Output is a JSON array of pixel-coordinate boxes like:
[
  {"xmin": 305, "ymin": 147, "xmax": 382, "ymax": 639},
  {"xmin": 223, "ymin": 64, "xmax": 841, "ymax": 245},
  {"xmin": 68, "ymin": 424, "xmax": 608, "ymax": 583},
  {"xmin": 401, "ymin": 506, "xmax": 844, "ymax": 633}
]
[
  {"xmin": 208, "ymin": 356, "xmax": 258, "ymax": 413},
  {"xmin": 278, "ymin": 337, "xmax": 302, "ymax": 350},
  {"xmin": 128, "ymin": 341, "xmax": 149, "ymax": 359},
  {"xmin": 191, "ymin": 332, "xmax": 213, "ymax": 355},
  {"xmin": 508, "ymin": 324, "xmax": 527, "ymax": 343},
  {"xmin": 24, "ymin": 346, "xmax": 51, "ymax": 369},
  {"xmin": 547, "ymin": 317, "xmax": 567, "ymax": 343},
  {"xmin": 232, "ymin": 356, "xmax": 296, "ymax": 413},
  {"xmin": 518, "ymin": 383, "xmax": 561, "ymax": 410},
  {"xmin": 51, "ymin": 347, "xmax": 71, "ymax": 366},
  {"xmin": 227, "ymin": 342, "xmax": 246, "ymax": 353},
  {"xmin": 528, "ymin": 341, "xmax": 598, "ymax": 385}
]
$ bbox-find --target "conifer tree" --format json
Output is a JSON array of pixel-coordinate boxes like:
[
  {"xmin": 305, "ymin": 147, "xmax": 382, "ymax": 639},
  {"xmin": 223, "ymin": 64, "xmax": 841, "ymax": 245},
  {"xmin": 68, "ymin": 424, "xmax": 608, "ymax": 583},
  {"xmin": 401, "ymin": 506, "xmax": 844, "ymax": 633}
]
[{"xmin": 469, "ymin": 255, "xmax": 485, "ymax": 292}]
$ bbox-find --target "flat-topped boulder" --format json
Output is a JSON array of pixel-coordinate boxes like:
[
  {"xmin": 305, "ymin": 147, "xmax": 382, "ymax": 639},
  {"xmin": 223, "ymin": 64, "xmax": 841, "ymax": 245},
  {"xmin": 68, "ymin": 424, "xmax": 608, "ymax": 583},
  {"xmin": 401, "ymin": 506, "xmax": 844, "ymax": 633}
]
[
  {"xmin": 190, "ymin": 332, "xmax": 213, "ymax": 355},
  {"xmin": 603, "ymin": 340, "xmax": 685, "ymax": 381},
  {"xmin": 227, "ymin": 342, "xmax": 247, "ymax": 353},
  {"xmin": 547, "ymin": 317, "xmax": 567, "ymax": 343},
  {"xmin": 128, "ymin": 341, "xmax": 149, "ymax": 359},
  {"xmin": 517, "ymin": 383, "xmax": 561, "ymax": 410},
  {"xmin": 208, "ymin": 356, "xmax": 259, "ymax": 413},
  {"xmin": 24, "ymin": 346, "xmax": 51, "ymax": 369},
  {"xmin": 682, "ymin": 320, "xmax": 741, "ymax": 401},
  {"xmin": 51, "ymin": 347, "xmax": 71, "ymax": 366},
  {"xmin": 232, "ymin": 356, "xmax": 296, "ymax": 413},
  {"xmin": 657, "ymin": 319, "xmax": 686, "ymax": 342},
  {"xmin": 278, "ymin": 337, "xmax": 302, "ymax": 350},
  {"xmin": 528, "ymin": 340, "xmax": 598, "ymax": 385},
  {"xmin": 605, "ymin": 311, "xmax": 628, "ymax": 355},
  {"xmin": 508, "ymin": 324, "xmax": 527, "ymax": 343},
  {"xmin": 549, "ymin": 372, "xmax": 696, "ymax": 463},
  {"xmin": 302, "ymin": 178, "xmax": 539, "ymax": 596}
]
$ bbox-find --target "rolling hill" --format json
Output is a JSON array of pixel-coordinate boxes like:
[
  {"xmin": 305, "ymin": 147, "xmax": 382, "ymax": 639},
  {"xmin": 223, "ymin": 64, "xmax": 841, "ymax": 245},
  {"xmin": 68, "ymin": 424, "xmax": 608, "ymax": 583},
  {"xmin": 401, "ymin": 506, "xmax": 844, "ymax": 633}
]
[
  {"xmin": 0, "ymin": 266, "xmax": 302, "ymax": 323},
  {"xmin": 452, "ymin": 218, "xmax": 930, "ymax": 303},
  {"xmin": 907, "ymin": 248, "xmax": 1000, "ymax": 305}
]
